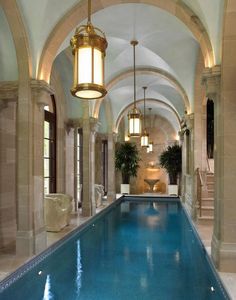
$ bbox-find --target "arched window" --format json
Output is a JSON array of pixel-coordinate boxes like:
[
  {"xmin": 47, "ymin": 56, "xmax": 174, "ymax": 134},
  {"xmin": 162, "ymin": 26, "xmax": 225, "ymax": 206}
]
[
  {"xmin": 44, "ymin": 95, "xmax": 57, "ymax": 194},
  {"xmin": 207, "ymin": 99, "xmax": 214, "ymax": 159}
]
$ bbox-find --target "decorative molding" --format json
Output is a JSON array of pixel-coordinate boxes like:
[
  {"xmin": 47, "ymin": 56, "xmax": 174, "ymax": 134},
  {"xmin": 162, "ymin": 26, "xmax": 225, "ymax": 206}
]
[
  {"xmin": 89, "ymin": 117, "xmax": 100, "ymax": 134},
  {"xmin": 0, "ymin": 100, "xmax": 8, "ymax": 111},
  {"xmin": 31, "ymin": 80, "xmax": 55, "ymax": 109},
  {"xmin": 65, "ymin": 117, "xmax": 101, "ymax": 135},
  {"xmin": 180, "ymin": 112, "xmax": 194, "ymax": 132},
  {"xmin": 96, "ymin": 132, "xmax": 108, "ymax": 140},
  {"xmin": 30, "ymin": 79, "xmax": 55, "ymax": 95},
  {"xmin": 202, "ymin": 65, "xmax": 221, "ymax": 101},
  {"xmin": 0, "ymin": 81, "xmax": 18, "ymax": 99},
  {"xmin": 65, "ymin": 118, "xmax": 82, "ymax": 134}
]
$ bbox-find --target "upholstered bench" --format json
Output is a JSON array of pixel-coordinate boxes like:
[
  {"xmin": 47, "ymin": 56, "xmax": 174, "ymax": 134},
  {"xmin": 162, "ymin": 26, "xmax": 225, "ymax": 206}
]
[{"xmin": 44, "ymin": 193, "xmax": 73, "ymax": 232}]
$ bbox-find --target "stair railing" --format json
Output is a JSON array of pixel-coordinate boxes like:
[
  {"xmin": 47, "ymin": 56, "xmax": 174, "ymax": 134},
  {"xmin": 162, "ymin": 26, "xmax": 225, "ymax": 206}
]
[{"xmin": 196, "ymin": 168, "xmax": 203, "ymax": 217}]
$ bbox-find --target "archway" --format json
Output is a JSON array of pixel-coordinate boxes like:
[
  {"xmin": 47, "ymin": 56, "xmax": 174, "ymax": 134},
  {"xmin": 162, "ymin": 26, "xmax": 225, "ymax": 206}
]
[{"xmin": 38, "ymin": 0, "xmax": 214, "ymax": 83}]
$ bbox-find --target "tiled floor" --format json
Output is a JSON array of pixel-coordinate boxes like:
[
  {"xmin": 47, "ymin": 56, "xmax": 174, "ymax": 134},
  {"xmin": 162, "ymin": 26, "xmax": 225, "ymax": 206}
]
[{"xmin": 0, "ymin": 198, "xmax": 236, "ymax": 299}]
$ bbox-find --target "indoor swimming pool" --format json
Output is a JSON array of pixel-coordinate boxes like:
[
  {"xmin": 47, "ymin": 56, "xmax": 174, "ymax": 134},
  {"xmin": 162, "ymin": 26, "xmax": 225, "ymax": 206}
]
[{"xmin": 0, "ymin": 197, "xmax": 230, "ymax": 299}]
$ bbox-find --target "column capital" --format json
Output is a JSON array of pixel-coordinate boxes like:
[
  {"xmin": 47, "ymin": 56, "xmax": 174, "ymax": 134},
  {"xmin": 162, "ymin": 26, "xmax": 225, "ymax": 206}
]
[
  {"xmin": 66, "ymin": 118, "xmax": 83, "ymax": 129},
  {"xmin": 112, "ymin": 132, "xmax": 118, "ymax": 142},
  {"xmin": 66, "ymin": 117, "xmax": 100, "ymax": 134},
  {"xmin": 180, "ymin": 113, "xmax": 194, "ymax": 132},
  {"xmin": 202, "ymin": 65, "xmax": 221, "ymax": 101},
  {"xmin": 31, "ymin": 80, "xmax": 55, "ymax": 109},
  {"xmin": 89, "ymin": 117, "xmax": 100, "ymax": 134}
]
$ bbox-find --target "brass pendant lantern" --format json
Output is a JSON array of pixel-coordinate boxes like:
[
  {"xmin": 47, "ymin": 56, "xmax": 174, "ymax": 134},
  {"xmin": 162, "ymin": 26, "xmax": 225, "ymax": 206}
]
[
  {"xmin": 141, "ymin": 86, "xmax": 149, "ymax": 147},
  {"xmin": 128, "ymin": 40, "xmax": 142, "ymax": 137},
  {"xmin": 70, "ymin": 0, "xmax": 108, "ymax": 99}
]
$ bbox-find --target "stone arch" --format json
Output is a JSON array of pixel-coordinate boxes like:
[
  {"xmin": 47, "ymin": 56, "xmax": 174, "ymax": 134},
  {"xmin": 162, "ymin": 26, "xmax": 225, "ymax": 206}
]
[
  {"xmin": 115, "ymin": 98, "xmax": 181, "ymax": 133},
  {"xmin": 1, "ymin": 0, "xmax": 32, "ymax": 80},
  {"xmin": 93, "ymin": 66, "xmax": 190, "ymax": 118},
  {"xmin": 1, "ymin": 0, "xmax": 35, "ymax": 255},
  {"xmin": 38, "ymin": 0, "xmax": 214, "ymax": 83}
]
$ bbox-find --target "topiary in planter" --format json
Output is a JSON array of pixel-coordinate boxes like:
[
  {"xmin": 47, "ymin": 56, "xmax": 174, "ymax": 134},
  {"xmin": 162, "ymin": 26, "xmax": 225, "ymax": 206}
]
[
  {"xmin": 159, "ymin": 144, "xmax": 182, "ymax": 184},
  {"xmin": 115, "ymin": 142, "xmax": 141, "ymax": 184}
]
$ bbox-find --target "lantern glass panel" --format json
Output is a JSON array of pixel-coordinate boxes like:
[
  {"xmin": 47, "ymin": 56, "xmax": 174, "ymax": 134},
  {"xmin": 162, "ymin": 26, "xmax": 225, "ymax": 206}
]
[
  {"xmin": 129, "ymin": 117, "xmax": 141, "ymax": 135},
  {"xmin": 94, "ymin": 48, "xmax": 103, "ymax": 85},
  {"xmin": 78, "ymin": 47, "xmax": 92, "ymax": 84}
]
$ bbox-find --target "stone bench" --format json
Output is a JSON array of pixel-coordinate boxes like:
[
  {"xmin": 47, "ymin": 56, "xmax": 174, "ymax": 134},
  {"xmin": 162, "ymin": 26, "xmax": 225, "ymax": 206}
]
[{"xmin": 44, "ymin": 193, "xmax": 73, "ymax": 232}]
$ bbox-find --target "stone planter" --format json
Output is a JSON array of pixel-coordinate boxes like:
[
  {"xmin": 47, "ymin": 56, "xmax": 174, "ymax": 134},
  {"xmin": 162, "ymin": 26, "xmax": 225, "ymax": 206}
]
[
  {"xmin": 121, "ymin": 184, "xmax": 130, "ymax": 194},
  {"xmin": 168, "ymin": 184, "xmax": 178, "ymax": 196}
]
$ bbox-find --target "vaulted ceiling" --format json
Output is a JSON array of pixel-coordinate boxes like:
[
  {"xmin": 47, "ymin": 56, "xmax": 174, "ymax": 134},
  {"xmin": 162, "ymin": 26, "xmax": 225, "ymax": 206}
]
[{"xmin": 0, "ymin": 0, "xmax": 224, "ymax": 134}]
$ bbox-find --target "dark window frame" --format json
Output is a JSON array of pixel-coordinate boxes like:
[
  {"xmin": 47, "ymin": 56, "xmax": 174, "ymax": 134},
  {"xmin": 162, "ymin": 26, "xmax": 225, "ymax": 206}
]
[
  {"xmin": 207, "ymin": 99, "xmax": 214, "ymax": 159},
  {"xmin": 77, "ymin": 128, "xmax": 83, "ymax": 203},
  {"xmin": 102, "ymin": 139, "xmax": 108, "ymax": 194},
  {"xmin": 44, "ymin": 95, "xmax": 57, "ymax": 194}
]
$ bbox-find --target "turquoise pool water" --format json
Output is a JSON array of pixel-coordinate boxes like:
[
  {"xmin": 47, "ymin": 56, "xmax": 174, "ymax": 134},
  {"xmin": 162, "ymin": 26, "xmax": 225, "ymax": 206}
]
[{"xmin": 0, "ymin": 197, "xmax": 229, "ymax": 299}]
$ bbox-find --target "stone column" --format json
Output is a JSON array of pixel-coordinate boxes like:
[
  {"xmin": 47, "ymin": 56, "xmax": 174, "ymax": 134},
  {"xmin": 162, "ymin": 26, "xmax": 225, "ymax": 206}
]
[
  {"xmin": 81, "ymin": 116, "xmax": 91, "ymax": 216},
  {"xmin": 182, "ymin": 113, "xmax": 195, "ymax": 219},
  {"xmin": 65, "ymin": 123, "xmax": 75, "ymax": 208},
  {"xmin": 90, "ymin": 118, "xmax": 99, "ymax": 215},
  {"xmin": 73, "ymin": 126, "xmax": 78, "ymax": 211},
  {"xmin": 107, "ymin": 132, "xmax": 117, "ymax": 202},
  {"xmin": 203, "ymin": 65, "xmax": 236, "ymax": 272},
  {"xmin": 16, "ymin": 80, "xmax": 53, "ymax": 256},
  {"xmin": 81, "ymin": 103, "xmax": 99, "ymax": 216},
  {"xmin": 179, "ymin": 129, "xmax": 185, "ymax": 200}
]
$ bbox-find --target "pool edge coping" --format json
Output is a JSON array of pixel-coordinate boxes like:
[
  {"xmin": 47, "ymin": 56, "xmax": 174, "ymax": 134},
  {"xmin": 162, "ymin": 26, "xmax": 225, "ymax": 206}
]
[
  {"xmin": 0, "ymin": 195, "xmax": 231, "ymax": 299},
  {"xmin": 181, "ymin": 203, "xmax": 231, "ymax": 300}
]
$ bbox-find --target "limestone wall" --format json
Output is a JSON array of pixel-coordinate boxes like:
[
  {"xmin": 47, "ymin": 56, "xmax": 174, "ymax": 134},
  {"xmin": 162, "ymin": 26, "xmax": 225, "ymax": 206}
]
[
  {"xmin": 0, "ymin": 102, "xmax": 16, "ymax": 248},
  {"xmin": 117, "ymin": 115, "xmax": 177, "ymax": 194}
]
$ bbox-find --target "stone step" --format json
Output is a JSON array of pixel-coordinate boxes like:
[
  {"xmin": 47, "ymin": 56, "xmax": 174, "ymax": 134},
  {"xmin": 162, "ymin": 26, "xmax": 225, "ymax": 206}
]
[
  {"xmin": 207, "ymin": 189, "xmax": 214, "ymax": 197},
  {"xmin": 200, "ymin": 206, "xmax": 214, "ymax": 217},
  {"xmin": 197, "ymin": 216, "xmax": 214, "ymax": 226},
  {"xmin": 206, "ymin": 174, "xmax": 214, "ymax": 183},
  {"xmin": 206, "ymin": 182, "xmax": 214, "ymax": 190},
  {"xmin": 201, "ymin": 197, "xmax": 214, "ymax": 206}
]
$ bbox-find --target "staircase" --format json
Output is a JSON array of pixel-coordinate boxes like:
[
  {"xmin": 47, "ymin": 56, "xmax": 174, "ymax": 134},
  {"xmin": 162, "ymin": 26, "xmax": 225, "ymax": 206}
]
[{"xmin": 197, "ymin": 172, "xmax": 214, "ymax": 225}]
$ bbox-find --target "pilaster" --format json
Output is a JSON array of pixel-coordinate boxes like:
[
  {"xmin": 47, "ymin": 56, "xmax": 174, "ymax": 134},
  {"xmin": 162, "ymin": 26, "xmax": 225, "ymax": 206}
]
[
  {"xmin": 79, "ymin": 103, "xmax": 100, "ymax": 217},
  {"xmin": 107, "ymin": 132, "xmax": 117, "ymax": 203},
  {"xmin": 181, "ymin": 113, "xmax": 196, "ymax": 218},
  {"xmin": 16, "ymin": 80, "xmax": 53, "ymax": 256},
  {"xmin": 203, "ymin": 65, "xmax": 236, "ymax": 272}
]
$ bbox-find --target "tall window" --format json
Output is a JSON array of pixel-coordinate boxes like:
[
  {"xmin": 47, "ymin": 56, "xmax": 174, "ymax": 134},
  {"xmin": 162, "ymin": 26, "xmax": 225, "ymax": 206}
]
[
  {"xmin": 207, "ymin": 99, "xmax": 214, "ymax": 158},
  {"xmin": 102, "ymin": 140, "xmax": 108, "ymax": 194},
  {"xmin": 186, "ymin": 129, "xmax": 190, "ymax": 174},
  {"xmin": 44, "ymin": 96, "xmax": 56, "ymax": 194},
  {"xmin": 77, "ymin": 129, "xmax": 83, "ymax": 205}
]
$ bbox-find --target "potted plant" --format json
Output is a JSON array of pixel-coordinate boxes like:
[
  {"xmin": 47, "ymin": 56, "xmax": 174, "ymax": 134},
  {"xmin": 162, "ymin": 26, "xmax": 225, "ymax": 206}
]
[
  {"xmin": 115, "ymin": 142, "xmax": 141, "ymax": 194},
  {"xmin": 159, "ymin": 144, "xmax": 182, "ymax": 195}
]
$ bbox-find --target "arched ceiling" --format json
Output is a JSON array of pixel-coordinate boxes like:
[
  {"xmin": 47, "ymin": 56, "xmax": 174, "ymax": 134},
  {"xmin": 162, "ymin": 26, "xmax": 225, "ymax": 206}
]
[
  {"xmin": 0, "ymin": 6, "xmax": 18, "ymax": 80},
  {"xmin": 182, "ymin": 0, "xmax": 224, "ymax": 64},
  {"xmin": 117, "ymin": 99, "xmax": 180, "ymax": 134},
  {"xmin": 1, "ymin": 0, "xmax": 225, "ymax": 132}
]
